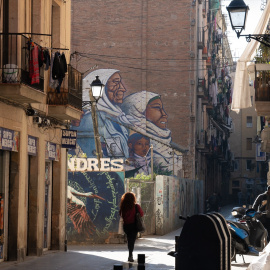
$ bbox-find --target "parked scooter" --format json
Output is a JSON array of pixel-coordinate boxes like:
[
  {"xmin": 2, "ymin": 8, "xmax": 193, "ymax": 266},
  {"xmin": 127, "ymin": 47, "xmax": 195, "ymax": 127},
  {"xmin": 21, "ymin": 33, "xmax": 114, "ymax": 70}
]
[
  {"xmin": 168, "ymin": 207, "xmax": 268, "ymax": 264},
  {"xmin": 228, "ymin": 206, "xmax": 268, "ymax": 261}
]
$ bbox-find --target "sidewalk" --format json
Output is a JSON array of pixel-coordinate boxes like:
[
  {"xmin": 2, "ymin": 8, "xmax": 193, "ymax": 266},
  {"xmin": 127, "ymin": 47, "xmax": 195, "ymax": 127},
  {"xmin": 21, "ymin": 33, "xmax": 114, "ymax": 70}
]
[{"xmin": 0, "ymin": 228, "xmax": 181, "ymax": 270}]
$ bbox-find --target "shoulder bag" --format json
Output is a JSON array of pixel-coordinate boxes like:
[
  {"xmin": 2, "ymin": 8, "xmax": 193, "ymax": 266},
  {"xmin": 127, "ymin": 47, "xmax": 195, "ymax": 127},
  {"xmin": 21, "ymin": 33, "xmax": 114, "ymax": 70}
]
[{"xmin": 135, "ymin": 204, "xmax": 145, "ymax": 233}]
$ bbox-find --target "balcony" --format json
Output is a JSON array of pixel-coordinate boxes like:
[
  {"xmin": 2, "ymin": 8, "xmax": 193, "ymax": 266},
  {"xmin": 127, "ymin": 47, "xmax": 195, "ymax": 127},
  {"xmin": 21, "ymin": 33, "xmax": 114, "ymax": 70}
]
[
  {"xmin": 254, "ymin": 64, "xmax": 270, "ymax": 116},
  {"xmin": 0, "ymin": 34, "xmax": 46, "ymax": 104},
  {"xmin": 206, "ymin": 56, "xmax": 211, "ymax": 67},
  {"xmin": 197, "ymin": 78, "xmax": 206, "ymax": 98},
  {"xmin": 197, "ymin": 27, "xmax": 205, "ymax": 50},
  {"xmin": 202, "ymin": 47, "xmax": 207, "ymax": 60},
  {"xmin": 196, "ymin": 130, "xmax": 205, "ymax": 149},
  {"xmin": 47, "ymin": 65, "xmax": 82, "ymax": 121},
  {"xmin": 196, "ymin": 130, "xmax": 210, "ymax": 152}
]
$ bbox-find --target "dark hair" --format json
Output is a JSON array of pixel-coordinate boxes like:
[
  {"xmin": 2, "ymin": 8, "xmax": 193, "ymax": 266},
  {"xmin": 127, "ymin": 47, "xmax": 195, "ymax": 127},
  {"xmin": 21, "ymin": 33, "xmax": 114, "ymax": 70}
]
[
  {"xmin": 119, "ymin": 192, "xmax": 136, "ymax": 217},
  {"xmin": 127, "ymin": 133, "xmax": 150, "ymax": 156},
  {"xmin": 267, "ymin": 186, "xmax": 270, "ymax": 191}
]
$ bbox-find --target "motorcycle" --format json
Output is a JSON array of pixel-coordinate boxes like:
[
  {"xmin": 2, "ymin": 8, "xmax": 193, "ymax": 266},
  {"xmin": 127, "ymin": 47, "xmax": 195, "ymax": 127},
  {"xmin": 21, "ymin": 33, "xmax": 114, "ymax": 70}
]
[
  {"xmin": 228, "ymin": 206, "xmax": 268, "ymax": 261},
  {"xmin": 168, "ymin": 207, "xmax": 268, "ymax": 265}
]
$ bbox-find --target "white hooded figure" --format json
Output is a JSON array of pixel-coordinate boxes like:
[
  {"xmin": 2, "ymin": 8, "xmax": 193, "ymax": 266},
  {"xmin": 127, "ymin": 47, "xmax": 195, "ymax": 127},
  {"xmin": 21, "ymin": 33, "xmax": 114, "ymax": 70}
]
[
  {"xmin": 121, "ymin": 91, "xmax": 183, "ymax": 175},
  {"xmin": 83, "ymin": 69, "xmax": 138, "ymax": 158}
]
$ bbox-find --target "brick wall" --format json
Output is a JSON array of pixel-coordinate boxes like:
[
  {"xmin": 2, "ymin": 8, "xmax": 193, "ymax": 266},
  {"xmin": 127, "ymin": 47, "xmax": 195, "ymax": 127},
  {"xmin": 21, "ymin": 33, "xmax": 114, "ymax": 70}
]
[{"xmin": 71, "ymin": 0, "xmax": 197, "ymax": 177}]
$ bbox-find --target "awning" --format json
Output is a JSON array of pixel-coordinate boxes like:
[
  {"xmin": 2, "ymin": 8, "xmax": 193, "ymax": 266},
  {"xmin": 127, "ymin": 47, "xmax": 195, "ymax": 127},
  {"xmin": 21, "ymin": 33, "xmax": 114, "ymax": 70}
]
[{"xmin": 231, "ymin": 0, "xmax": 270, "ymax": 111}]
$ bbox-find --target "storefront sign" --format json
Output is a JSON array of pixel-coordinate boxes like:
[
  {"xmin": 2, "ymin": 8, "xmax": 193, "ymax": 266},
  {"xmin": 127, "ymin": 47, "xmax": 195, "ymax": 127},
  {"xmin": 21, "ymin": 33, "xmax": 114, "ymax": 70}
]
[
  {"xmin": 45, "ymin": 142, "xmax": 60, "ymax": 161},
  {"xmin": 0, "ymin": 127, "xmax": 19, "ymax": 152},
  {"xmin": 61, "ymin": 129, "xmax": 77, "ymax": 149},
  {"xmin": 68, "ymin": 158, "xmax": 124, "ymax": 172},
  {"xmin": 28, "ymin": 136, "xmax": 37, "ymax": 156}
]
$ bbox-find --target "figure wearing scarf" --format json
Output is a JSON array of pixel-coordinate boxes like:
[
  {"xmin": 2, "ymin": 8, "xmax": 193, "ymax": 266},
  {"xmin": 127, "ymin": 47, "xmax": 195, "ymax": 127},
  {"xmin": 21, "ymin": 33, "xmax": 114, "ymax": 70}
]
[
  {"xmin": 73, "ymin": 69, "xmax": 137, "ymax": 159},
  {"xmin": 122, "ymin": 91, "xmax": 182, "ymax": 175}
]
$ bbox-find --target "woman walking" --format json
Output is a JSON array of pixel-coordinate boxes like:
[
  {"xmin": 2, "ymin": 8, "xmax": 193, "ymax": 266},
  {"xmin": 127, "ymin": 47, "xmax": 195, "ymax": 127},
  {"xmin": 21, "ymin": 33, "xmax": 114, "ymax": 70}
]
[{"xmin": 119, "ymin": 192, "xmax": 144, "ymax": 262}]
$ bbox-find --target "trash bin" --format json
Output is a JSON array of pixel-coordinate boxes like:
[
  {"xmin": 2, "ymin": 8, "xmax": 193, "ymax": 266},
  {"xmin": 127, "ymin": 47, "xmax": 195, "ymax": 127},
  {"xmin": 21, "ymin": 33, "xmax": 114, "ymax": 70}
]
[
  {"xmin": 3, "ymin": 64, "xmax": 18, "ymax": 83},
  {"xmin": 176, "ymin": 213, "xmax": 231, "ymax": 270}
]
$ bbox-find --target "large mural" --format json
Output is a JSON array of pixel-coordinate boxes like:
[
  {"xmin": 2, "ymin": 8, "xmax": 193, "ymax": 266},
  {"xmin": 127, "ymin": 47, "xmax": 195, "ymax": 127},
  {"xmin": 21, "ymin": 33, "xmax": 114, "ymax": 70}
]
[
  {"xmin": 75, "ymin": 68, "xmax": 183, "ymax": 176},
  {"xmin": 67, "ymin": 68, "xmax": 184, "ymax": 242},
  {"xmin": 67, "ymin": 171, "xmax": 124, "ymax": 242}
]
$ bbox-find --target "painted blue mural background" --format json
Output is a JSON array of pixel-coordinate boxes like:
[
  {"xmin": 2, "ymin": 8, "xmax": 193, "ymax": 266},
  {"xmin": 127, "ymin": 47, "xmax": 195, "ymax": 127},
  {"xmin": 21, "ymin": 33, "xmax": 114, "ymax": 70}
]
[
  {"xmin": 67, "ymin": 68, "xmax": 186, "ymax": 242},
  {"xmin": 67, "ymin": 171, "xmax": 124, "ymax": 242}
]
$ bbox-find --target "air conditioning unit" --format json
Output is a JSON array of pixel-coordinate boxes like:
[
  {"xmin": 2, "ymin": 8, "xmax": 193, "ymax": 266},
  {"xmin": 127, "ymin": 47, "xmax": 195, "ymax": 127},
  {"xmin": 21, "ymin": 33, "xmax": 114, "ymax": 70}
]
[{"xmin": 33, "ymin": 116, "xmax": 42, "ymax": 124}]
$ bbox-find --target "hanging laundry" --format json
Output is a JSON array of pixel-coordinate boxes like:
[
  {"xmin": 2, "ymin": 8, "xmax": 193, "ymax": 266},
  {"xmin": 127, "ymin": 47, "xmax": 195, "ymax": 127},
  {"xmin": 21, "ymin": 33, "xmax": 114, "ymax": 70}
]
[
  {"xmin": 60, "ymin": 53, "xmax": 67, "ymax": 76},
  {"xmin": 38, "ymin": 47, "xmax": 44, "ymax": 68},
  {"xmin": 49, "ymin": 52, "xmax": 59, "ymax": 89},
  {"xmin": 52, "ymin": 52, "xmax": 67, "ymax": 93},
  {"xmin": 43, "ymin": 50, "xmax": 50, "ymax": 71},
  {"xmin": 52, "ymin": 52, "xmax": 61, "ymax": 80},
  {"xmin": 29, "ymin": 44, "xmax": 40, "ymax": 85}
]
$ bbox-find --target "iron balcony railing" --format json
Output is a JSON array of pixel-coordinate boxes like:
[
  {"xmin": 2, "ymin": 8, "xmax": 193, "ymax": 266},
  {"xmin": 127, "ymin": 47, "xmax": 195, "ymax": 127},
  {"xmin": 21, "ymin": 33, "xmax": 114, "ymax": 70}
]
[
  {"xmin": 198, "ymin": 78, "xmax": 209, "ymax": 99},
  {"xmin": 198, "ymin": 27, "xmax": 205, "ymax": 49},
  {"xmin": 0, "ymin": 33, "xmax": 44, "ymax": 91},
  {"xmin": 47, "ymin": 65, "xmax": 82, "ymax": 111}
]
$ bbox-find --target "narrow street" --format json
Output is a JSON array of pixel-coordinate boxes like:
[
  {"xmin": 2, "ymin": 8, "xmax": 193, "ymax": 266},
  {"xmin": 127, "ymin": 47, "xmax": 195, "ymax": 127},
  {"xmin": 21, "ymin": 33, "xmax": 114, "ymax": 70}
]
[{"xmin": 0, "ymin": 204, "xmax": 263, "ymax": 270}]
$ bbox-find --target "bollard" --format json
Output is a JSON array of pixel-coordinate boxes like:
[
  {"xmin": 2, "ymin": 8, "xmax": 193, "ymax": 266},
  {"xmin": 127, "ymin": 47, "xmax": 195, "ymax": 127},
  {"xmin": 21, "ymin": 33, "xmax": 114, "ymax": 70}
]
[
  {"xmin": 175, "ymin": 236, "xmax": 179, "ymax": 270},
  {"xmin": 138, "ymin": 254, "xmax": 145, "ymax": 264},
  {"xmin": 138, "ymin": 254, "xmax": 145, "ymax": 270},
  {"xmin": 113, "ymin": 264, "xmax": 123, "ymax": 270},
  {"xmin": 137, "ymin": 264, "xmax": 145, "ymax": 270}
]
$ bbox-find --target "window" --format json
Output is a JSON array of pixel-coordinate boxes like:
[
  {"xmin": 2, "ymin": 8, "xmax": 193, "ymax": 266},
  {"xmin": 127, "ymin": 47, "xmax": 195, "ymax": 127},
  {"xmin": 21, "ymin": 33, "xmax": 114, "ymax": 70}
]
[
  {"xmin": 246, "ymin": 116, "xmax": 252, "ymax": 128},
  {"xmin": 246, "ymin": 138, "xmax": 252, "ymax": 150},
  {"xmin": 234, "ymin": 160, "xmax": 239, "ymax": 171},
  {"xmin": 232, "ymin": 180, "xmax": 239, "ymax": 187},
  {"xmin": 246, "ymin": 160, "xmax": 252, "ymax": 170},
  {"xmin": 251, "ymin": 96, "xmax": 253, "ymax": 106}
]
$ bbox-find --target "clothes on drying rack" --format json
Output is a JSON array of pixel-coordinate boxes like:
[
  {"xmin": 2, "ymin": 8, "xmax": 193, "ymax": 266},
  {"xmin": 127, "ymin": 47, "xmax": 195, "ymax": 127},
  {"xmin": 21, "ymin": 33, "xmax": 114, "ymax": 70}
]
[
  {"xmin": 50, "ymin": 51, "xmax": 67, "ymax": 92},
  {"xmin": 27, "ymin": 37, "xmax": 67, "ymax": 88},
  {"xmin": 29, "ymin": 44, "xmax": 40, "ymax": 85},
  {"xmin": 43, "ymin": 49, "xmax": 51, "ymax": 71},
  {"xmin": 52, "ymin": 52, "xmax": 67, "ymax": 80}
]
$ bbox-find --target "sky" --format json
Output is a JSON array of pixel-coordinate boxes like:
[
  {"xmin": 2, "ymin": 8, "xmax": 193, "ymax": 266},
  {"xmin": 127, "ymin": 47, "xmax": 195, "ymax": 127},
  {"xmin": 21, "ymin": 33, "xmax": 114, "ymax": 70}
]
[{"xmin": 221, "ymin": 0, "xmax": 264, "ymax": 60}]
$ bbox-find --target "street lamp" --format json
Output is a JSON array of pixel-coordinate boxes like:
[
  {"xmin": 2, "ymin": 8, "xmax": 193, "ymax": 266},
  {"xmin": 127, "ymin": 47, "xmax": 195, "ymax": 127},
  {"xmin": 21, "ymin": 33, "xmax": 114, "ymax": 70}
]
[
  {"xmin": 90, "ymin": 76, "xmax": 105, "ymax": 102},
  {"xmin": 82, "ymin": 76, "xmax": 105, "ymax": 168},
  {"xmin": 227, "ymin": 0, "xmax": 270, "ymax": 47}
]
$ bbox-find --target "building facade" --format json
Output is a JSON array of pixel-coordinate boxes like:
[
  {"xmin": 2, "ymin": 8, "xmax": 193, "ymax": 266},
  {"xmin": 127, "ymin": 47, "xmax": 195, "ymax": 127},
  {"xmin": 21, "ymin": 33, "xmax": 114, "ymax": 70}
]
[
  {"xmin": 230, "ymin": 81, "xmax": 268, "ymax": 205},
  {"xmin": 70, "ymin": 0, "xmax": 234, "ymax": 207},
  {"xmin": 0, "ymin": 0, "xmax": 82, "ymax": 262}
]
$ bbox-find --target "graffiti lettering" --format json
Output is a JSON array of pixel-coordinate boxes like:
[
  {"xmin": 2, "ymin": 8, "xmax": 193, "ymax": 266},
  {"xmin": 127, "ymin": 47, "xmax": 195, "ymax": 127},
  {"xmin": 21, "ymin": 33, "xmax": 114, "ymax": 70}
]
[
  {"xmin": 68, "ymin": 158, "xmax": 124, "ymax": 172},
  {"xmin": 83, "ymin": 172, "xmax": 100, "ymax": 221},
  {"xmin": 95, "ymin": 172, "xmax": 119, "ymax": 235},
  {"xmin": 156, "ymin": 209, "xmax": 163, "ymax": 229}
]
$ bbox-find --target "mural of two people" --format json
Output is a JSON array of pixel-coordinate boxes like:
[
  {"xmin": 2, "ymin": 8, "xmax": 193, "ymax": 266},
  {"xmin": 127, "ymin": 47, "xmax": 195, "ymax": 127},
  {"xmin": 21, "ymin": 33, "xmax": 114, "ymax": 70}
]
[{"xmin": 75, "ymin": 68, "xmax": 183, "ymax": 176}]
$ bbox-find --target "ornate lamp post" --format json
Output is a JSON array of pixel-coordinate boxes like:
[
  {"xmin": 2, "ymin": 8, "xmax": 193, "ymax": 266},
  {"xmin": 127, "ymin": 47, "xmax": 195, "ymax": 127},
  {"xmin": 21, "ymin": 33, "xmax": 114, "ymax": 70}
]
[
  {"xmin": 82, "ymin": 76, "xmax": 104, "ymax": 168},
  {"xmin": 227, "ymin": 0, "xmax": 270, "ymax": 47}
]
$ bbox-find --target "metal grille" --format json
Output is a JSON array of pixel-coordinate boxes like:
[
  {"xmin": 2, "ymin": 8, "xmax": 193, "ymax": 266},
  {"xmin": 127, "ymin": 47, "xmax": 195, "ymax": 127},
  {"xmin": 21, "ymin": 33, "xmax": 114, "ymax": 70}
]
[
  {"xmin": 47, "ymin": 65, "xmax": 82, "ymax": 110},
  {"xmin": 0, "ymin": 33, "xmax": 44, "ymax": 91},
  {"xmin": 125, "ymin": 178, "xmax": 156, "ymax": 235}
]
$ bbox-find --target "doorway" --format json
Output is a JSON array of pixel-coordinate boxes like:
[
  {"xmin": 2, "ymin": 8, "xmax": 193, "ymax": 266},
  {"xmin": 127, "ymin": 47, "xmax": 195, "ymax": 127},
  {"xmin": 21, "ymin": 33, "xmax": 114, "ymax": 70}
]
[{"xmin": 44, "ymin": 161, "xmax": 52, "ymax": 250}]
